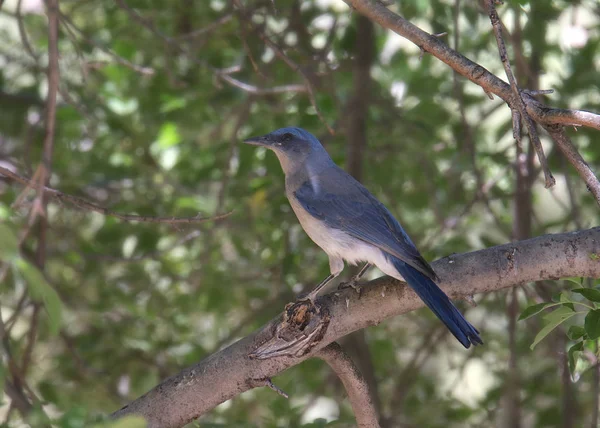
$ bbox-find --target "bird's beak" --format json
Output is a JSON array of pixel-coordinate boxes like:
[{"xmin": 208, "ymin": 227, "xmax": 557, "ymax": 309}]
[{"xmin": 243, "ymin": 134, "xmax": 271, "ymax": 147}]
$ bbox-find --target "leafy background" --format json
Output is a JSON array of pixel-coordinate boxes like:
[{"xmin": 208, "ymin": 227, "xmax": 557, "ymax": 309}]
[{"xmin": 0, "ymin": 0, "xmax": 599, "ymax": 426}]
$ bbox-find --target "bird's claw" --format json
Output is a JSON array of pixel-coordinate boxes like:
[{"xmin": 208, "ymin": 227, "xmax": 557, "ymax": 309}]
[
  {"xmin": 338, "ymin": 280, "xmax": 362, "ymax": 295},
  {"xmin": 294, "ymin": 291, "xmax": 320, "ymax": 311}
]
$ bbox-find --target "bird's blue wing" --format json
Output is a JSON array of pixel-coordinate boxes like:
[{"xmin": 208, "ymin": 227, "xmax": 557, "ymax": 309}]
[{"xmin": 294, "ymin": 169, "xmax": 438, "ymax": 281}]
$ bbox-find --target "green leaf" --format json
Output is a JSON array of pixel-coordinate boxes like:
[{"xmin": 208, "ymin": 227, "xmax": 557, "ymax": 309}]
[
  {"xmin": 16, "ymin": 260, "xmax": 63, "ymax": 336},
  {"xmin": 584, "ymin": 310, "xmax": 600, "ymax": 340},
  {"xmin": 563, "ymin": 277, "xmax": 583, "ymax": 287},
  {"xmin": 0, "ymin": 222, "xmax": 19, "ymax": 261},
  {"xmin": 156, "ymin": 122, "xmax": 181, "ymax": 148},
  {"xmin": 559, "ymin": 293, "xmax": 575, "ymax": 311},
  {"xmin": 572, "ymin": 288, "xmax": 600, "ymax": 303},
  {"xmin": 519, "ymin": 302, "xmax": 555, "ymax": 321},
  {"xmin": 567, "ymin": 325, "xmax": 587, "ymax": 340},
  {"xmin": 530, "ymin": 306, "xmax": 576, "ymax": 350},
  {"xmin": 567, "ymin": 341, "xmax": 584, "ymax": 376}
]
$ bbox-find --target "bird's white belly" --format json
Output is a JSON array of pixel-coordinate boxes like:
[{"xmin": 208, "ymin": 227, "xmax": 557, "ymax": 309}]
[{"xmin": 289, "ymin": 198, "xmax": 402, "ymax": 280}]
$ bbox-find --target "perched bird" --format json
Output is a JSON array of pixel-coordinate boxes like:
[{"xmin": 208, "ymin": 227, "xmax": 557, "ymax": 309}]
[{"xmin": 244, "ymin": 127, "xmax": 482, "ymax": 348}]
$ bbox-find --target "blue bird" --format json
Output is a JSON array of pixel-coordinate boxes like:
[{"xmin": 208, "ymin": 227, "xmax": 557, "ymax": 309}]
[{"xmin": 244, "ymin": 127, "xmax": 482, "ymax": 348}]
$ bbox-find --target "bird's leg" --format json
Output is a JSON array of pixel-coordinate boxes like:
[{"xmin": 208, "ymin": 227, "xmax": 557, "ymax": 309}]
[
  {"xmin": 338, "ymin": 263, "xmax": 371, "ymax": 293},
  {"xmin": 299, "ymin": 273, "xmax": 337, "ymax": 304},
  {"xmin": 297, "ymin": 256, "xmax": 344, "ymax": 305}
]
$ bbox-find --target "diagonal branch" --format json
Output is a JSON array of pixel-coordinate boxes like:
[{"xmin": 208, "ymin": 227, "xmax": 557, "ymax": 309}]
[
  {"xmin": 544, "ymin": 125, "xmax": 600, "ymax": 206},
  {"xmin": 486, "ymin": 0, "xmax": 554, "ymax": 189},
  {"xmin": 317, "ymin": 343, "xmax": 380, "ymax": 428},
  {"xmin": 341, "ymin": 0, "xmax": 600, "ymax": 131},
  {"xmin": 112, "ymin": 227, "xmax": 600, "ymax": 428}
]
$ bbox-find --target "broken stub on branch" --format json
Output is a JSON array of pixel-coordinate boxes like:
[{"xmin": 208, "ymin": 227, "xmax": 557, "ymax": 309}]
[{"xmin": 249, "ymin": 300, "xmax": 331, "ymax": 359}]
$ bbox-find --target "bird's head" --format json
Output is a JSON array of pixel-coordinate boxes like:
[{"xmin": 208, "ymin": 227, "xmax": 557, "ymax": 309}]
[
  {"xmin": 244, "ymin": 127, "xmax": 329, "ymax": 173},
  {"xmin": 243, "ymin": 127, "xmax": 322, "ymax": 152}
]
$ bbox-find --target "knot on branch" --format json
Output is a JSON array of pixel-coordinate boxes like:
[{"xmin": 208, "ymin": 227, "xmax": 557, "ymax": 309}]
[{"xmin": 249, "ymin": 300, "xmax": 330, "ymax": 360}]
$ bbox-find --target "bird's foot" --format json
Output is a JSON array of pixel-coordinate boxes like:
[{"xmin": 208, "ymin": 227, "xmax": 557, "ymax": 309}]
[
  {"xmin": 294, "ymin": 290, "xmax": 321, "ymax": 312},
  {"xmin": 338, "ymin": 279, "xmax": 362, "ymax": 295}
]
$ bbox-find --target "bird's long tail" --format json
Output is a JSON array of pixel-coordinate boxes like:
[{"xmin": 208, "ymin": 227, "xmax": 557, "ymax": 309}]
[{"xmin": 390, "ymin": 256, "xmax": 482, "ymax": 348}]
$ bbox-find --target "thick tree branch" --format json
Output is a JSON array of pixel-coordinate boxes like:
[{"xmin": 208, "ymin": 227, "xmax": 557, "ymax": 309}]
[
  {"xmin": 112, "ymin": 227, "xmax": 600, "ymax": 428},
  {"xmin": 342, "ymin": 0, "xmax": 600, "ymax": 131},
  {"xmin": 317, "ymin": 343, "xmax": 380, "ymax": 428}
]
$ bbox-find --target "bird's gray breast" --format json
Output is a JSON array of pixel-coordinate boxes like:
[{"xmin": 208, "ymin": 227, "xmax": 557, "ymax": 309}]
[{"xmin": 286, "ymin": 176, "xmax": 354, "ymax": 258}]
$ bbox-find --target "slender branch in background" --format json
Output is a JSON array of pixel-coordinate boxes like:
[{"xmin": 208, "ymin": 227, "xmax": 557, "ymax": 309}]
[
  {"xmin": 591, "ymin": 340, "xmax": 600, "ymax": 428},
  {"xmin": 112, "ymin": 227, "xmax": 600, "ymax": 427},
  {"xmin": 174, "ymin": 13, "xmax": 233, "ymax": 40},
  {"xmin": 16, "ymin": 0, "xmax": 39, "ymax": 61},
  {"xmin": 506, "ymin": 287, "xmax": 522, "ymax": 428},
  {"xmin": 384, "ymin": 325, "xmax": 445, "ymax": 426},
  {"xmin": 231, "ymin": 0, "xmax": 335, "ymax": 135},
  {"xmin": 217, "ymin": 74, "xmax": 306, "ymax": 95},
  {"xmin": 3, "ymin": 380, "xmax": 33, "ymax": 416},
  {"xmin": 450, "ymin": 0, "xmax": 510, "ymax": 240},
  {"xmin": 560, "ymin": 333, "xmax": 577, "ymax": 428},
  {"xmin": 5, "ymin": 4, "xmax": 62, "ymax": 419},
  {"xmin": 113, "ymin": 0, "xmax": 172, "ymax": 43},
  {"xmin": 111, "ymin": 0, "xmax": 305, "ymax": 100},
  {"xmin": 0, "ymin": 167, "xmax": 232, "ymax": 224},
  {"xmin": 317, "ymin": 343, "xmax": 380, "ymax": 428},
  {"xmin": 503, "ymin": 5, "xmax": 533, "ymax": 425},
  {"xmin": 5, "ymin": 2, "xmax": 62, "ymax": 418},
  {"xmin": 338, "ymin": 13, "xmax": 381, "ymax": 420},
  {"xmin": 341, "ymin": 0, "xmax": 600, "ymax": 131},
  {"xmin": 544, "ymin": 126, "xmax": 600, "ymax": 207},
  {"xmin": 0, "ymin": 305, "xmax": 34, "ymax": 417},
  {"xmin": 59, "ymin": 12, "xmax": 155, "ymax": 75},
  {"xmin": 32, "ymin": 0, "xmax": 60, "ymax": 221},
  {"xmin": 486, "ymin": 0, "xmax": 554, "ymax": 189}
]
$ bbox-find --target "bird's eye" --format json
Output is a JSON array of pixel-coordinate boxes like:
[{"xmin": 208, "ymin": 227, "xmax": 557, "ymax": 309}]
[{"xmin": 282, "ymin": 133, "xmax": 294, "ymax": 141}]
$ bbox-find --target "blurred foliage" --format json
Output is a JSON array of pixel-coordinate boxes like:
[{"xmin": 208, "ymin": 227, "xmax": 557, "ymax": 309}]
[{"xmin": 0, "ymin": 0, "xmax": 599, "ymax": 427}]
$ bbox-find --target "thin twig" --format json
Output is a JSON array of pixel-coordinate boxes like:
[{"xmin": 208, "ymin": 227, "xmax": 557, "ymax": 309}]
[
  {"xmin": 486, "ymin": 0, "xmax": 555, "ymax": 189},
  {"xmin": 249, "ymin": 377, "xmax": 289, "ymax": 399},
  {"xmin": 16, "ymin": 0, "xmax": 39, "ymax": 61},
  {"xmin": 32, "ymin": 0, "xmax": 60, "ymax": 224},
  {"xmin": 112, "ymin": 0, "xmax": 301, "ymax": 99},
  {"xmin": 174, "ymin": 13, "xmax": 233, "ymax": 40},
  {"xmin": 231, "ymin": 0, "xmax": 335, "ymax": 135},
  {"xmin": 591, "ymin": 340, "xmax": 599, "ymax": 428},
  {"xmin": 217, "ymin": 74, "xmax": 306, "ymax": 95},
  {"xmin": 544, "ymin": 125, "xmax": 600, "ymax": 207},
  {"xmin": 317, "ymin": 342, "xmax": 380, "ymax": 428},
  {"xmin": 113, "ymin": 0, "xmax": 171, "ymax": 43},
  {"xmin": 0, "ymin": 167, "xmax": 232, "ymax": 224},
  {"xmin": 59, "ymin": 12, "xmax": 155, "ymax": 75}
]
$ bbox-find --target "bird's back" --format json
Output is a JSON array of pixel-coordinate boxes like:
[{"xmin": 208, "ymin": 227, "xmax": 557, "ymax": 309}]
[{"xmin": 288, "ymin": 161, "xmax": 438, "ymax": 281}]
